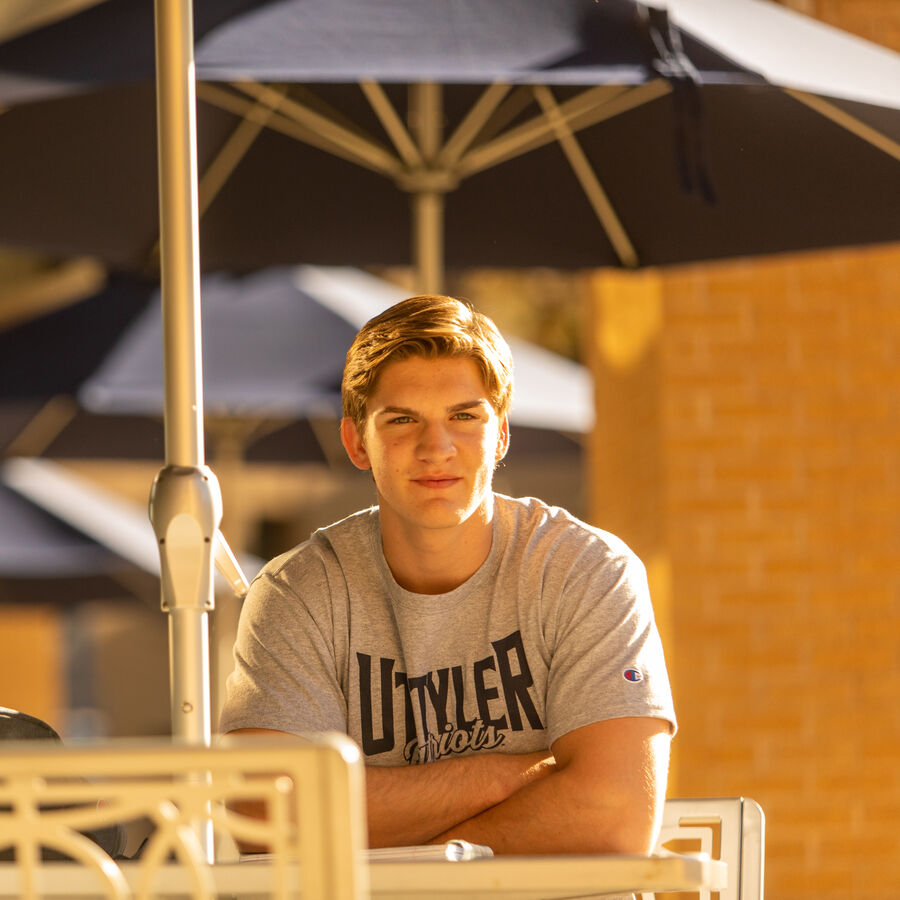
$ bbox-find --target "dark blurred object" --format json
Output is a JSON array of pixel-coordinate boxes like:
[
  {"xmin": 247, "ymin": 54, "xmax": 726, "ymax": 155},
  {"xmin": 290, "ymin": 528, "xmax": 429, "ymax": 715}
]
[
  {"xmin": 0, "ymin": 481, "xmax": 156, "ymax": 604},
  {"xmin": 0, "ymin": 706, "xmax": 128, "ymax": 859},
  {"xmin": 0, "ymin": 270, "xmax": 336, "ymax": 464},
  {"xmin": 0, "ymin": 706, "xmax": 60, "ymax": 740}
]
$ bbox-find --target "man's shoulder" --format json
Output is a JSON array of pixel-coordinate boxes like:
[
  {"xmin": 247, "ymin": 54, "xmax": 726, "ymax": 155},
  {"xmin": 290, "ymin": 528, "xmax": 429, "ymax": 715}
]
[
  {"xmin": 495, "ymin": 493, "xmax": 636, "ymax": 560},
  {"xmin": 259, "ymin": 506, "xmax": 380, "ymax": 581}
]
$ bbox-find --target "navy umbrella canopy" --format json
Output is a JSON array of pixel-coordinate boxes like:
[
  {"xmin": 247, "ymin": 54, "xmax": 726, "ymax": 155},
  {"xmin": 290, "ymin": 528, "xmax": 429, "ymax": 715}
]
[
  {"xmin": 0, "ymin": 265, "xmax": 592, "ymax": 466},
  {"xmin": 0, "ymin": 275, "xmax": 162, "ymax": 458},
  {"xmin": 0, "ymin": 0, "xmax": 745, "ymax": 103},
  {"xmin": 0, "ymin": 0, "xmax": 897, "ymax": 282},
  {"xmin": 0, "ymin": 269, "xmax": 348, "ymax": 464},
  {"xmin": 77, "ymin": 265, "xmax": 594, "ymax": 434},
  {"xmin": 0, "ymin": 480, "xmax": 156, "ymax": 604},
  {"xmin": 0, "ymin": 0, "xmax": 272, "ymax": 104},
  {"xmin": 78, "ymin": 268, "xmax": 352, "ymax": 422}
]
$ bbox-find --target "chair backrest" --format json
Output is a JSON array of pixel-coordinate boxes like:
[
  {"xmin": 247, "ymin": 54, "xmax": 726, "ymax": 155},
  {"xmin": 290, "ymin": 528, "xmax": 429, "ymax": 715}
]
[
  {"xmin": 0, "ymin": 732, "xmax": 368, "ymax": 900},
  {"xmin": 643, "ymin": 797, "xmax": 765, "ymax": 900}
]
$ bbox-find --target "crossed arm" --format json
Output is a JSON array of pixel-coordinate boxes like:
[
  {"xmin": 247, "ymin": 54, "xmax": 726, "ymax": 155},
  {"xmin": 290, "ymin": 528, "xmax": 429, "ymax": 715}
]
[{"xmin": 230, "ymin": 716, "xmax": 671, "ymax": 855}]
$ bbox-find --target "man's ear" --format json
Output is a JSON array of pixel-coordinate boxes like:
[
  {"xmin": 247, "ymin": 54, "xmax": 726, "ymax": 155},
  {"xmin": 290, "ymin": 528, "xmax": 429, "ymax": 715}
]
[
  {"xmin": 495, "ymin": 415, "xmax": 510, "ymax": 463},
  {"xmin": 340, "ymin": 417, "xmax": 372, "ymax": 470}
]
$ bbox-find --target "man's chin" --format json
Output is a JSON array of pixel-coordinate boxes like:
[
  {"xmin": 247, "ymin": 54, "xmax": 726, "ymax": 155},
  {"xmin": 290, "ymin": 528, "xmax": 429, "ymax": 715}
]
[
  {"xmin": 387, "ymin": 502, "xmax": 477, "ymax": 533},
  {"xmin": 418, "ymin": 495, "xmax": 495, "ymax": 530},
  {"xmin": 376, "ymin": 485, "xmax": 494, "ymax": 532}
]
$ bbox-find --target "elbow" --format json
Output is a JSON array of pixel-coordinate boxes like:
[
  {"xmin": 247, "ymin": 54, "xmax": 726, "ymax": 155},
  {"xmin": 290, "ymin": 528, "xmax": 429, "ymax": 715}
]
[
  {"xmin": 569, "ymin": 808, "xmax": 656, "ymax": 856},
  {"xmin": 565, "ymin": 781, "xmax": 661, "ymax": 855},
  {"xmin": 600, "ymin": 782, "xmax": 663, "ymax": 855},
  {"xmin": 598, "ymin": 816, "xmax": 658, "ymax": 856},
  {"xmin": 227, "ymin": 799, "xmax": 271, "ymax": 855}
]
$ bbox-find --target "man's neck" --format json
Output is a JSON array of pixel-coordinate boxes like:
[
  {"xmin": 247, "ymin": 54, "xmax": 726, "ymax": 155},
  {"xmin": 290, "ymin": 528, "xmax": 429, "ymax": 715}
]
[{"xmin": 378, "ymin": 501, "xmax": 495, "ymax": 595}]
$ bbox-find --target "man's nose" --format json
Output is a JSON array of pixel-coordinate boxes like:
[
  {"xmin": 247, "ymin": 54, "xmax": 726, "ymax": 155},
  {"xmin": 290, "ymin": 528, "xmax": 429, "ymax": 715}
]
[{"xmin": 416, "ymin": 422, "xmax": 456, "ymax": 460}]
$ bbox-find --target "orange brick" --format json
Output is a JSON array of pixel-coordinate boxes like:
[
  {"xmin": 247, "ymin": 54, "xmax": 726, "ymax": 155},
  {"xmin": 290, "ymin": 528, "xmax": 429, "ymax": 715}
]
[{"xmin": 632, "ymin": 238, "xmax": 900, "ymax": 900}]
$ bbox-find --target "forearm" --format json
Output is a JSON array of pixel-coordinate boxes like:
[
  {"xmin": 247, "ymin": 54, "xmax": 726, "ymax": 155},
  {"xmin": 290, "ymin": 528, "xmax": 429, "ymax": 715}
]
[
  {"xmin": 432, "ymin": 720, "xmax": 671, "ymax": 855},
  {"xmin": 430, "ymin": 760, "xmax": 652, "ymax": 854},
  {"xmin": 365, "ymin": 750, "xmax": 554, "ymax": 847}
]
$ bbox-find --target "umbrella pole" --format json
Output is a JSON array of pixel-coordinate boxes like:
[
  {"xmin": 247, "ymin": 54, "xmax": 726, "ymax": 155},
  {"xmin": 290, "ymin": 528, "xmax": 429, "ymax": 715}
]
[
  {"xmin": 412, "ymin": 190, "xmax": 444, "ymax": 295},
  {"xmin": 151, "ymin": 0, "xmax": 220, "ymax": 774},
  {"xmin": 410, "ymin": 83, "xmax": 445, "ymax": 294}
]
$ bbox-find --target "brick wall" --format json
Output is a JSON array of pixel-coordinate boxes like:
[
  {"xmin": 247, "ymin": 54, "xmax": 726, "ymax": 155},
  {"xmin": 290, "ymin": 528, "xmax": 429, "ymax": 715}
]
[
  {"xmin": 779, "ymin": 0, "xmax": 900, "ymax": 52},
  {"xmin": 589, "ymin": 244, "xmax": 900, "ymax": 899},
  {"xmin": 589, "ymin": 4, "xmax": 900, "ymax": 895},
  {"xmin": 0, "ymin": 605, "xmax": 63, "ymax": 726},
  {"xmin": 661, "ymin": 246, "xmax": 900, "ymax": 898},
  {"xmin": 665, "ymin": 3, "xmax": 900, "ymax": 895}
]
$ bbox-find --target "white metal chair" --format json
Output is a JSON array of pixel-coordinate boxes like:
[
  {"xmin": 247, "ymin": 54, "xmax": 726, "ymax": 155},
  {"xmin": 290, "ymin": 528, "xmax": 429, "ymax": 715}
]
[
  {"xmin": 0, "ymin": 732, "xmax": 367, "ymax": 900},
  {"xmin": 643, "ymin": 797, "xmax": 765, "ymax": 900}
]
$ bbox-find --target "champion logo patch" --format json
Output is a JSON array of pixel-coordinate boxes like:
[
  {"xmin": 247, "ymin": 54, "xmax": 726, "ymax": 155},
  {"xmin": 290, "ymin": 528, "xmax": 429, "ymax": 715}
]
[{"xmin": 623, "ymin": 668, "xmax": 644, "ymax": 683}]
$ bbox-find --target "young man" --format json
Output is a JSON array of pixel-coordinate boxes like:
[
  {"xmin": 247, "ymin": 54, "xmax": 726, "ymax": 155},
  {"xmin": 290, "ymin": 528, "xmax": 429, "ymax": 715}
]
[{"xmin": 219, "ymin": 295, "xmax": 676, "ymax": 855}]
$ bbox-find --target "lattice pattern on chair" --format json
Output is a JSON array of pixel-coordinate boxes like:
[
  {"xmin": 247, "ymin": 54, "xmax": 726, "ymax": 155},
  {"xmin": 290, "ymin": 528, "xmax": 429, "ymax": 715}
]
[
  {"xmin": 0, "ymin": 733, "xmax": 367, "ymax": 900},
  {"xmin": 642, "ymin": 797, "xmax": 765, "ymax": 900}
]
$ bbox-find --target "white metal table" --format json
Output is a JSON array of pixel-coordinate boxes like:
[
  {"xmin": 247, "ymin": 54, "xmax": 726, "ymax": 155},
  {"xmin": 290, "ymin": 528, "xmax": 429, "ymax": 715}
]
[{"xmin": 0, "ymin": 853, "xmax": 726, "ymax": 899}]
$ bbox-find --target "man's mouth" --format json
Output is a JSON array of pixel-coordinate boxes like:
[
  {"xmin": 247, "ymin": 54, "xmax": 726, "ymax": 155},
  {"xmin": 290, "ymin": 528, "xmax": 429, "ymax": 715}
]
[{"xmin": 412, "ymin": 476, "xmax": 461, "ymax": 489}]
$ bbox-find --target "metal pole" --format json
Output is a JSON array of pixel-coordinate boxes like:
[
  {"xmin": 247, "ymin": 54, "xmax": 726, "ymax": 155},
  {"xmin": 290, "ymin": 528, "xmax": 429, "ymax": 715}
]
[
  {"xmin": 410, "ymin": 83, "xmax": 445, "ymax": 293},
  {"xmin": 412, "ymin": 189, "xmax": 444, "ymax": 294},
  {"xmin": 151, "ymin": 0, "xmax": 220, "ymax": 770},
  {"xmin": 154, "ymin": 0, "xmax": 202, "ymax": 469}
]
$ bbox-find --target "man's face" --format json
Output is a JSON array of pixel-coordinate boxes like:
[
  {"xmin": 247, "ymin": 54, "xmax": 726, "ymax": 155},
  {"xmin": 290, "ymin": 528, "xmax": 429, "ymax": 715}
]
[{"xmin": 341, "ymin": 355, "xmax": 509, "ymax": 536}]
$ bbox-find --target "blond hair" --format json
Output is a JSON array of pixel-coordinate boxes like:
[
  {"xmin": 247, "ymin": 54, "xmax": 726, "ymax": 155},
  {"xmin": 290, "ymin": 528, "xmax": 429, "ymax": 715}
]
[{"xmin": 342, "ymin": 294, "xmax": 513, "ymax": 432}]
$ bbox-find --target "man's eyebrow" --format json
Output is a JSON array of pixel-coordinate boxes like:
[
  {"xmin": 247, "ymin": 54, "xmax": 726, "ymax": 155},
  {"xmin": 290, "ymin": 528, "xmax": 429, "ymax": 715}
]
[
  {"xmin": 375, "ymin": 405, "xmax": 417, "ymax": 416},
  {"xmin": 374, "ymin": 400, "xmax": 489, "ymax": 416},
  {"xmin": 448, "ymin": 399, "xmax": 489, "ymax": 412}
]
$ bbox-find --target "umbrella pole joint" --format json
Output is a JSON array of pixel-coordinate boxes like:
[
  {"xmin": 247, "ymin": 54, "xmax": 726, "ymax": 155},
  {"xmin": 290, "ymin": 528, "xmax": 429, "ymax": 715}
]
[
  {"xmin": 150, "ymin": 464, "xmax": 222, "ymax": 615},
  {"xmin": 394, "ymin": 168, "xmax": 459, "ymax": 194},
  {"xmin": 149, "ymin": 464, "xmax": 222, "ymax": 745}
]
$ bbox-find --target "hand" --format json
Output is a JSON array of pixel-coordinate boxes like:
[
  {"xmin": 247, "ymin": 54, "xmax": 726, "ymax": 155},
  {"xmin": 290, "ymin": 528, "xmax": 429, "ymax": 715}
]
[
  {"xmin": 365, "ymin": 750, "xmax": 556, "ymax": 848},
  {"xmin": 427, "ymin": 718, "xmax": 672, "ymax": 855}
]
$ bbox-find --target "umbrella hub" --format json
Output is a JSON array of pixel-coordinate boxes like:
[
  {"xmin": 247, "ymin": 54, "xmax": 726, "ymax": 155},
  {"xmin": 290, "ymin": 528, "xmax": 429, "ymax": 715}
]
[{"xmin": 395, "ymin": 167, "xmax": 459, "ymax": 194}]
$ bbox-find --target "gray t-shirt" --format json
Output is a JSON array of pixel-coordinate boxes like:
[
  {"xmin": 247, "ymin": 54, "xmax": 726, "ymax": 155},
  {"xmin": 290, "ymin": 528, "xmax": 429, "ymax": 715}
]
[{"xmin": 220, "ymin": 494, "xmax": 676, "ymax": 765}]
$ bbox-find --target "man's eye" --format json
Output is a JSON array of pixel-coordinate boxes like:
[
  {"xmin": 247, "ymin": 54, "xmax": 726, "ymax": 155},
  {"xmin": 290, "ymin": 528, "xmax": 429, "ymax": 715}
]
[
  {"xmin": 452, "ymin": 412, "xmax": 476, "ymax": 420},
  {"xmin": 390, "ymin": 416, "xmax": 413, "ymax": 424}
]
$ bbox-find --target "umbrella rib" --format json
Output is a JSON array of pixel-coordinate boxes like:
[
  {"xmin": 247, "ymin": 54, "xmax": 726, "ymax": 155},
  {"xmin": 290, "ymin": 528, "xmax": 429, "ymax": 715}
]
[
  {"xmin": 0, "ymin": 257, "xmax": 105, "ymax": 329},
  {"xmin": 233, "ymin": 82, "xmax": 404, "ymax": 177},
  {"xmin": 456, "ymin": 81, "xmax": 670, "ymax": 178},
  {"xmin": 0, "ymin": 0, "xmax": 108, "ymax": 42},
  {"xmin": 437, "ymin": 82, "xmax": 513, "ymax": 168},
  {"xmin": 306, "ymin": 415, "xmax": 356, "ymax": 470},
  {"xmin": 200, "ymin": 84, "xmax": 357, "ymax": 169},
  {"xmin": 471, "ymin": 86, "xmax": 541, "ymax": 147},
  {"xmin": 214, "ymin": 530, "xmax": 249, "ymax": 597},
  {"xmin": 197, "ymin": 86, "xmax": 289, "ymax": 219},
  {"xmin": 533, "ymin": 85, "xmax": 639, "ymax": 269},
  {"xmin": 784, "ymin": 88, "xmax": 900, "ymax": 162},
  {"xmin": 198, "ymin": 83, "xmax": 402, "ymax": 177},
  {"xmin": 4, "ymin": 396, "xmax": 78, "ymax": 458},
  {"xmin": 359, "ymin": 80, "xmax": 423, "ymax": 168},
  {"xmin": 144, "ymin": 88, "xmax": 293, "ymax": 268}
]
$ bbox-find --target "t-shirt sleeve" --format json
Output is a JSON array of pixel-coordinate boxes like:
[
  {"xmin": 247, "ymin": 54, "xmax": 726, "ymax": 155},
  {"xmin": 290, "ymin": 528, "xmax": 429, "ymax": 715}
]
[
  {"xmin": 543, "ymin": 545, "xmax": 676, "ymax": 745},
  {"xmin": 217, "ymin": 556, "xmax": 348, "ymax": 736}
]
